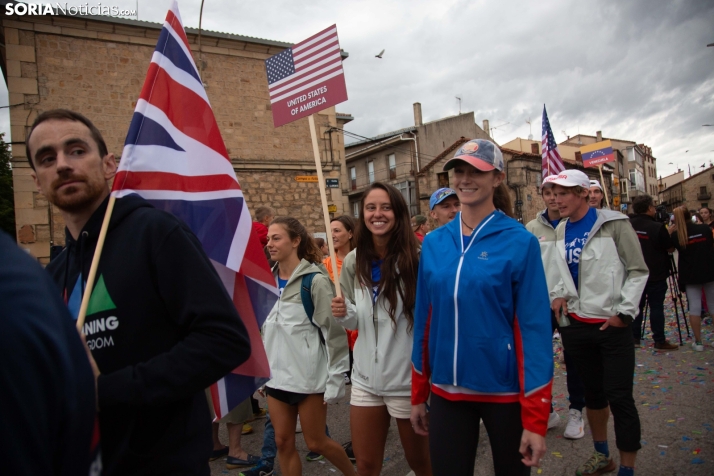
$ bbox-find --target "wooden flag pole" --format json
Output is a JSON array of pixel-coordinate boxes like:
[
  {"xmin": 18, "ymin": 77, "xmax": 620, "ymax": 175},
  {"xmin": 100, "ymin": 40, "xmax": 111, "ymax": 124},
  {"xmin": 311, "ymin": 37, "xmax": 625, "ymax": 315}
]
[
  {"xmin": 598, "ymin": 164, "xmax": 610, "ymax": 208},
  {"xmin": 75, "ymin": 194, "xmax": 117, "ymax": 331},
  {"xmin": 308, "ymin": 114, "xmax": 341, "ymax": 297}
]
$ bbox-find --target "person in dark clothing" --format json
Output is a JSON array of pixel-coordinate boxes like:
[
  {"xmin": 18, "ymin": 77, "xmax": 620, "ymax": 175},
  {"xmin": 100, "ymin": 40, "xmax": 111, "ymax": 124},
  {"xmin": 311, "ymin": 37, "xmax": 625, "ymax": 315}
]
[
  {"xmin": 699, "ymin": 206, "xmax": 713, "ymax": 229},
  {"xmin": 26, "ymin": 109, "xmax": 251, "ymax": 476},
  {"xmin": 670, "ymin": 206, "xmax": 714, "ymax": 352},
  {"xmin": 629, "ymin": 195, "xmax": 678, "ymax": 351},
  {"xmin": 0, "ymin": 231, "xmax": 98, "ymax": 476}
]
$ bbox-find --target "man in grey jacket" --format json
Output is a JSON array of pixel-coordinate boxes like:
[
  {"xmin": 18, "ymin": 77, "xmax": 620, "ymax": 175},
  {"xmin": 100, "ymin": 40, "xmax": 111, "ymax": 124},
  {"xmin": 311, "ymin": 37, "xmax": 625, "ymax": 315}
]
[
  {"xmin": 526, "ymin": 175, "xmax": 586, "ymax": 440},
  {"xmin": 549, "ymin": 170, "xmax": 648, "ymax": 476}
]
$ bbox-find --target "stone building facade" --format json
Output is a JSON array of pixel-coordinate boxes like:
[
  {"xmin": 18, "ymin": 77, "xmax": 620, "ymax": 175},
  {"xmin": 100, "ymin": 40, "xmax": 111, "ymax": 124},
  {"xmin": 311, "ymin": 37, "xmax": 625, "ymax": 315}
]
[
  {"xmin": 417, "ymin": 141, "xmax": 612, "ymax": 225},
  {"xmin": 344, "ymin": 104, "xmax": 490, "ymax": 217},
  {"xmin": 561, "ymin": 133, "xmax": 657, "ymax": 213},
  {"xmin": 1, "ymin": 9, "xmax": 349, "ymax": 262},
  {"xmin": 660, "ymin": 165, "xmax": 714, "ymax": 213}
]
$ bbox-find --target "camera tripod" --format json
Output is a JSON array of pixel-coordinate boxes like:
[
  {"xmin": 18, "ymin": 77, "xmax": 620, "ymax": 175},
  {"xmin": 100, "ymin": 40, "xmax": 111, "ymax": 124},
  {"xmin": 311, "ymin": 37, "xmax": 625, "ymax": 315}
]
[{"xmin": 641, "ymin": 254, "xmax": 690, "ymax": 345}]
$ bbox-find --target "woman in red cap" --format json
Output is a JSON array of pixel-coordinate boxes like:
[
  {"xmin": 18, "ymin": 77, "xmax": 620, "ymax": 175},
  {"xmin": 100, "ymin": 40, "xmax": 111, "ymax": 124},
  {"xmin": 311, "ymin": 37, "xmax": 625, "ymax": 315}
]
[{"xmin": 411, "ymin": 139, "xmax": 553, "ymax": 475}]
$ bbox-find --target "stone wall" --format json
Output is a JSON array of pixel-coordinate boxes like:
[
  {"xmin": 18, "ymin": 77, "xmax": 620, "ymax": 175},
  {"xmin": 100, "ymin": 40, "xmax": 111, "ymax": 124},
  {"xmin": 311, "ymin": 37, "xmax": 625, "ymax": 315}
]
[
  {"xmin": 240, "ymin": 169, "xmax": 341, "ymax": 232},
  {"xmin": 2, "ymin": 14, "xmax": 347, "ymax": 261},
  {"xmin": 681, "ymin": 166, "xmax": 714, "ymax": 211},
  {"xmin": 417, "ymin": 146, "xmax": 616, "ymax": 227}
]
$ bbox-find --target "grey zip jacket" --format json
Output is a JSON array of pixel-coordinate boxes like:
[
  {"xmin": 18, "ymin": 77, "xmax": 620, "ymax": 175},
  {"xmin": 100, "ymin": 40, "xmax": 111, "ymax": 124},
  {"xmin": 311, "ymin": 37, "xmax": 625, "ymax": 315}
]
[
  {"xmin": 263, "ymin": 259, "xmax": 349, "ymax": 403},
  {"xmin": 337, "ymin": 250, "xmax": 412, "ymax": 397},
  {"xmin": 525, "ymin": 209, "xmax": 562, "ymax": 293},
  {"xmin": 549, "ymin": 209, "xmax": 648, "ymax": 320}
]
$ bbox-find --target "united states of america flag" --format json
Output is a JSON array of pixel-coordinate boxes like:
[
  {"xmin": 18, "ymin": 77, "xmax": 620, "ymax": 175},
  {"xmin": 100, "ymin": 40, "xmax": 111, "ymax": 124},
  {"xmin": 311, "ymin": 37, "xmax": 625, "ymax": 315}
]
[
  {"xmin": 266, "ymin": 25, "xmax": 343, "ymax": 103},
  {"xmin": 541, "ymin": 105, "xmax": 566, "ymax": 177},
  {"xmin": 265, "ymin": 25, "xmax": 348, "ymax": 127},
  {"xmin": 111, "ymin": 0, "xmax": 277, "ymax": 419}
]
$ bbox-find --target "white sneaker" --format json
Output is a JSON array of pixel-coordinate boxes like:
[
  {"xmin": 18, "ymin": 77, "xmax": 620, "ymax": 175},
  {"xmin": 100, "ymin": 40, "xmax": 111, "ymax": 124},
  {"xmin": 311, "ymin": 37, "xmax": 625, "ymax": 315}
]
[
  {"xmin": 295, "ymin": 416, "xmax": 302, "ymax": 433},
  {"xmin": 693, "ymin": 342, "xmax": 704, "ymax": 352},
  {"xmin": 547, "ymin": 410, "xmax": 560, "ymax": 430},
  {"xmin": 564, "ymin": 409, "xmax": 585, "ymax": 439}
]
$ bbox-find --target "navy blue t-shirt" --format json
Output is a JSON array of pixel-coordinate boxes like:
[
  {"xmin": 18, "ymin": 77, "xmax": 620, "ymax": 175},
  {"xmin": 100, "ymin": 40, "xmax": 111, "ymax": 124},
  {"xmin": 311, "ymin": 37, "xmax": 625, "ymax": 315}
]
[
  {"xmin": 544, "ymin": 210, "xmax": 561, "ymax": 230},
  {"xmin": 565, "ymin": 207, "xmax": 597, "ymax": 289},
  {"xmin": 278, "ymin": 277, "xmax": 288, "ymax": 295},
  {"xmin": 371, "ymin": 259, "xmax": 383, "ymax": 303}
]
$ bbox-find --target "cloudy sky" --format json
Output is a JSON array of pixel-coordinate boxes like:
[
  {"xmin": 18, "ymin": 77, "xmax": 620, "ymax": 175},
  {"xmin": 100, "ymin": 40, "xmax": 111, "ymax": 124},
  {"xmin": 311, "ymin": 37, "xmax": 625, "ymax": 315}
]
[{"xmin": 2, "ymin": 0, "xmax": 713, "ymax": 178}]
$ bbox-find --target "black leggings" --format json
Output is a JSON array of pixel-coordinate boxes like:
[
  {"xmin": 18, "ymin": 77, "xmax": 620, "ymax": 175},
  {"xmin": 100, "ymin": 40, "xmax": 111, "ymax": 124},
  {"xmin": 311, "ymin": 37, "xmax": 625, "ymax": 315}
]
[{"xmin": 429, "ymin": 393, "xmax": 529, "ymax": 476}]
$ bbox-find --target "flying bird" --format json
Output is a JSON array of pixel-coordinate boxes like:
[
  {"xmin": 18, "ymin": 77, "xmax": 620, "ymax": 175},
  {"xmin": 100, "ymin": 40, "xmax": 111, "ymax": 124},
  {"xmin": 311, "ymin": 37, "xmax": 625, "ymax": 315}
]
[{"xmin": 375, "ymin": 49, "xmax": 385, "ymax": 58}]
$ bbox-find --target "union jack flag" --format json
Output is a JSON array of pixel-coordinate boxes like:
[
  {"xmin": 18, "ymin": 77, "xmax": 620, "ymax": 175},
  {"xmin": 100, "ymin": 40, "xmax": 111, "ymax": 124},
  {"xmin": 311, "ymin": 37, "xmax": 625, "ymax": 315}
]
[
  {"xmin": 111, "ymin": 0, "xmax": 278, "ymax": 419},
  {"xmin": 541, "ymin": 105, "xmax": 566, "ymax": 177}
]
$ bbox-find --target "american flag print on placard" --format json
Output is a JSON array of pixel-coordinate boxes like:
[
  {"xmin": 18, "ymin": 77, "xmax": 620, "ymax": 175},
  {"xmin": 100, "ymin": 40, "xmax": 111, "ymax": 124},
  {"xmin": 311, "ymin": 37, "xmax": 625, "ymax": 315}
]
[
  {"xmin": 111, "ymin": 0, "xmax": 278, "ymax": 419},
  {"xmin": 266, "ymin": 25, "xmax": 348, "ymax": 127}
]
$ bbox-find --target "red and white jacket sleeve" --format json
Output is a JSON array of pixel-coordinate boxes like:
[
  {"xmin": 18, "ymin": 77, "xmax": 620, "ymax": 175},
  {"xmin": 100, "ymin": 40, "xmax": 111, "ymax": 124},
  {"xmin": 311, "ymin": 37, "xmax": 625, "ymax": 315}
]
[
  {"xmin": 411, "ymin": 257, "xmax": 432, "ymax": 405},
  {"xmin": 512, "ymin": 236, "xmax": 554, "ymax": 436}
]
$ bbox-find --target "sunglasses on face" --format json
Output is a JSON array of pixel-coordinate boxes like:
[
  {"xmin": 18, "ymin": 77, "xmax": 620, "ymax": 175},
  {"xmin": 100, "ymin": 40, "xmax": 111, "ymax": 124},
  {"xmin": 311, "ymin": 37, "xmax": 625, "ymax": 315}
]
[{"xmin": 434, "ymin": 189, "xmax": 453, "ymax": 202}]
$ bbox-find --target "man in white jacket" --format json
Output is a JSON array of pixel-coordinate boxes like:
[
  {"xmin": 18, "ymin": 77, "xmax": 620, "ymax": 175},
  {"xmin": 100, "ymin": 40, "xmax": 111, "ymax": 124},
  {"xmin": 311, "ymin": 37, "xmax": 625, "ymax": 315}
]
[{"xmin": 549, "ymin": 170, "xmax": 648, "ymax": 476}]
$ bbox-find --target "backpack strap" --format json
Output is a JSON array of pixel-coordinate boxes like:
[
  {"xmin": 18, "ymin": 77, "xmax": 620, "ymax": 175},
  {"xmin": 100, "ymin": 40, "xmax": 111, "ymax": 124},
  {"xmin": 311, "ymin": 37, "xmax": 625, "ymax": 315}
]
[{"xmin": 300, "ymin": 272, "xmax": 325, "ymax": 346}]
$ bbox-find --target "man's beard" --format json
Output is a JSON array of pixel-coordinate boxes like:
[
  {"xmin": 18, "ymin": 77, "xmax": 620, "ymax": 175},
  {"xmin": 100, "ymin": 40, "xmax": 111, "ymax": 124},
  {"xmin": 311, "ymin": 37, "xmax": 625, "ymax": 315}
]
[{"xmin": 49, "ymin": 174, "xmax": 106, "ymax": 213}]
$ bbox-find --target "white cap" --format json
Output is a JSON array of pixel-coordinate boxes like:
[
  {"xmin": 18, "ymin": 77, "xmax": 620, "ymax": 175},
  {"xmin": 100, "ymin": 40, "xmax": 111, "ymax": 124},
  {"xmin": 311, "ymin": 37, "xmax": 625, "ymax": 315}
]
[
  {"xmin": 589, "ymin": 179, "xmax": 603, "ymax": 190},
  {"xmin": 548, "ymin": 169, "xmax": 590, "ymax": 189},
  {"xmin": 541, "ymin": 174, "xmax": 560, "ymax": 188}
]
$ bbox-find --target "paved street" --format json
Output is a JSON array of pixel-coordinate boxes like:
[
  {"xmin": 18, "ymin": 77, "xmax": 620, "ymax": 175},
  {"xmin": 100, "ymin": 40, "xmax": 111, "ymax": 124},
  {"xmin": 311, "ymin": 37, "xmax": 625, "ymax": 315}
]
[{"xmin": 211, "ymin": 294, "xmax": 714, "ymax": 475}]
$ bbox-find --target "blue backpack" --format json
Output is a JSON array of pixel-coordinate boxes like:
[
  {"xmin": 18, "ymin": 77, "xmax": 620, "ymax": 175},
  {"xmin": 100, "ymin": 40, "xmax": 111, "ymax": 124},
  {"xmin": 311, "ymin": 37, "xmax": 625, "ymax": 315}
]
[{"xmin": 300, "ymin": 272, "xmax": 325, "ymax": 346}]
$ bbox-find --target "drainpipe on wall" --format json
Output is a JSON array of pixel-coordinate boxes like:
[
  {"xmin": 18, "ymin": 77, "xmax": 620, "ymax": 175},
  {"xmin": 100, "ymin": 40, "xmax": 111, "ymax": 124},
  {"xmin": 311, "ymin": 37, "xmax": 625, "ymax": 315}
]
[
  {"xmin": 400, "ymin": 132, "xmax": 421, "ymax": 214},
  {"xmin": 399, "ymin": 132, "xmax": 420, "ymax": 173}
]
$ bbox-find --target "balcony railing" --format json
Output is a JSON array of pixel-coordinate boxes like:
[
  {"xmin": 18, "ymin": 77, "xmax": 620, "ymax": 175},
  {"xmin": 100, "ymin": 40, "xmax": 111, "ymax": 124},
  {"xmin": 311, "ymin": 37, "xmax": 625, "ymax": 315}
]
[{"xmin": 697, "ymin": 192, "xmax": 711, "ymax": 200}]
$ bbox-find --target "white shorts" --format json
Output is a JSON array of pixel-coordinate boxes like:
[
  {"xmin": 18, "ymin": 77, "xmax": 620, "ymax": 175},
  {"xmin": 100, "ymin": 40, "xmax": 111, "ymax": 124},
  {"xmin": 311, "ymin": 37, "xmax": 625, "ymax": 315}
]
[{"xmin": 350, "ymin": 386, "xmax": 411, "ymax": 419}]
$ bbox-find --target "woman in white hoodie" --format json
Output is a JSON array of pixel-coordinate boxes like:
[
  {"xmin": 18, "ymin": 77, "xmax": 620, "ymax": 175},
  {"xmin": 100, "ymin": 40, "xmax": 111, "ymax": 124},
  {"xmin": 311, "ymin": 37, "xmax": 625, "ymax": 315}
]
[
  {"xmin": 263, "ymin": 217, "xmax": 354, "ymax": 476},
  {"xmin": 331, "ymin": 183, "xmax": 431, "ymax": 476}
]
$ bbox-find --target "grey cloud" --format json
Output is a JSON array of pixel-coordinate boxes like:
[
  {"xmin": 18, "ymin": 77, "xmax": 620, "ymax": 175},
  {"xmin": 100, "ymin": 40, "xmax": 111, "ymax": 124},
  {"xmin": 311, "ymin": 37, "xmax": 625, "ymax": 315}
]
[{"xmin": 0, "ymin": 0, "xmax": 711, "ymax": 176}]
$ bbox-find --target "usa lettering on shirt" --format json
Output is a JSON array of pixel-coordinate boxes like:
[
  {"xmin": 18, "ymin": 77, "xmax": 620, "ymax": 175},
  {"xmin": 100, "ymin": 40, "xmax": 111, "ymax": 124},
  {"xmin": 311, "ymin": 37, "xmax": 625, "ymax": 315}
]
[{"xmin": 565, "ymin": 232, "xmax": 590, "ymax": 265}]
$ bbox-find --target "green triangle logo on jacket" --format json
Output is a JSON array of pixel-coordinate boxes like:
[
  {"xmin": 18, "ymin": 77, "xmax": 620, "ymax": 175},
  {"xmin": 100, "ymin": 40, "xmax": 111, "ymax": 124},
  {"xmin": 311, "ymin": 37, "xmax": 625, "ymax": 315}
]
[{"xmin": 87, "ymin": 275, "xmax": 117, "ymax": 315}]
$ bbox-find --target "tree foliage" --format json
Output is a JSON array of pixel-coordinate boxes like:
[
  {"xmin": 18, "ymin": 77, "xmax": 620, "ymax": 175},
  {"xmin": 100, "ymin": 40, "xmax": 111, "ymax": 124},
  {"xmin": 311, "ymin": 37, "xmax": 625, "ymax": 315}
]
[{"xmin": 0, "ymin": 133, "xmax": 16, "ymax": 240}]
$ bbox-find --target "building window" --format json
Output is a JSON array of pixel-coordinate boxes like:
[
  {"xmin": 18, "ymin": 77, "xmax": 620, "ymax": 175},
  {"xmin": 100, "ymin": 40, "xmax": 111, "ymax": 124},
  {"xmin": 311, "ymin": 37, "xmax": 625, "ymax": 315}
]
[
  {"xmin": 437, "ymin": 172, "xmax": 449, "ymax": 188},
  {"xmin": 388, "ymin": 154, "xmax": 396, "ymax": 180},
  {"xmin": 350, "ymin": 167, "xmax": 356, "ymax": 191},
  {"xmin": 629, "ymin": 169, "xmax": 645, "ymax": 193},
  {"xmin": 701, "ymin": 186, "xmax": 707, "ymax": 195},
  {"xmin": 368, "ymin": 161, "xmax": 375, "ymax": 184},
  {"xmin": 351, "ymin": 201, "xmax": 360, "ymax": 218},
  {"xmin": 396, "ymin": 181, "xmax": 417, "ymax": 215},
  {"xmin": 531, "ymin": 143, "xmax": 539, "ymax": 154}
]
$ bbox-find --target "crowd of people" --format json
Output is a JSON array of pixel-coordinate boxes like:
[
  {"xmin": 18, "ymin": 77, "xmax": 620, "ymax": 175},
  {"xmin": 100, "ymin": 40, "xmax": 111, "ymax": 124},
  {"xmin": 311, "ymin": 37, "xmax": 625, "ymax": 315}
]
[{"xmin": 2, "ymin": 112, "xmax": 713, "ymax": 476}]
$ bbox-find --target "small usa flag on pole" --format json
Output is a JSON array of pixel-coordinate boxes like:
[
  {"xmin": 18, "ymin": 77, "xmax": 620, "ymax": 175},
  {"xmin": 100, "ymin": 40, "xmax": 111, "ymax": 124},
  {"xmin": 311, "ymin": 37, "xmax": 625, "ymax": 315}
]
[
  {"xmin": 266, "ymin": 25, "xmax": 348, "ymax": 127},
  {"xmin": 541, "ymin": 105, "xmax": 566, "ymax": 177}
]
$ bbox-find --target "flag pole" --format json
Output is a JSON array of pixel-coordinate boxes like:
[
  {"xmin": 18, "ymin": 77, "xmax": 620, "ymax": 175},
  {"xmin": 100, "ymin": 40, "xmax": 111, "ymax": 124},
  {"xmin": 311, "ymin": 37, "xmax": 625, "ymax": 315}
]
[
  {"xmin": 598, "ymin": 164, "xmax": 610, "ymax": 209},
  {"xmin": 308, "ymin": 114, "xmax": 342, "ymax": 297},
  {"xmin": 75, "ymin": 194, "xmax": 117, "ymax": 331}
]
